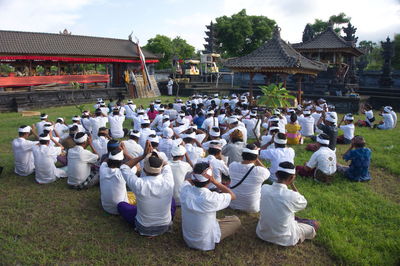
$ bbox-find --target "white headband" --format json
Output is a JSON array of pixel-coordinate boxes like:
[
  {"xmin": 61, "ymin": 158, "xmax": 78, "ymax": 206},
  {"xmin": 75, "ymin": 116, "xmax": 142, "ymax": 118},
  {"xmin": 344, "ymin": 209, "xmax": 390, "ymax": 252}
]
[
  {"xmin": 384, "ymin": 106, "xmax": 391, "ymax": 113},
  {"xmin": 57, "ymin": 117, "xmax": 64, "ymax": 122},
  {"xmin": 109, "ymin": 150, "xmax": 124, "ymax": 160},
  {"xmin": 74, "ymin": 133, "xmax": 88, "ymax": 144},
  {"xmin": 39, "ymin": 134, "xmax": 50, "ymax": 141},
  {"xmin": 171, "ymin": 145, "xmax": 186, "ymax": 157},
  {"xmin": 40, "ymin": 114, "xmax": 48, "ymax": 119},
  {"xmin": 317, "ymin": 135, "xmax": 330, "ymax": 145},
  {"xmin": 72, "ymin": 116, "xmax": 81, "ymax": 121},
  {"xmin": 209, "ymin": 129, "xmax": 220, "ymax": 137},
  {"xmin": 269, "ymin": 117, "xmax": 279, "ymax": 122},
  {"xmin": 242, "ymin": 148, "xmax": 259, "ymax": 155},
  {"xmin": 44, "ymin": 125, "xmax": 53, "ymax": 131},
  {"xmin": 148, "ymin": 136, "xmax": 159, "ymax": 143},
  {"xmin": 129, "ymin": 130, "xmax": 140, "ymax": 138},
  {"xmin": 163, "ymin": 128, "xmax": 174, "ymax": 138},
  {"xmin": 183, "ymin": 132, "xmax": 196, "ymax": 139},
  {"xmin": 209, "ymin": 143, "xmax": 222, "ymax": 150},
  {"xmin": 303, "ymin": 110, "xmax": 311, "ymax": 115},
  {"xmin": 277, "ymin": 166, "xmax": 296, "ymax": 174},
  {"xmin": 192, "ymin": 168, "xmax": 212, "ymax": 182},
  {"xmin": 274, "ymin": 136, "xmax": 287, "ymax": 144},
  {"xmin": 269, "ymin": 126, "xmax": 280, "ymax": 132},
  {"xmin": 18, "ymin": 126, "xmax": 31, "ymax": 133}
]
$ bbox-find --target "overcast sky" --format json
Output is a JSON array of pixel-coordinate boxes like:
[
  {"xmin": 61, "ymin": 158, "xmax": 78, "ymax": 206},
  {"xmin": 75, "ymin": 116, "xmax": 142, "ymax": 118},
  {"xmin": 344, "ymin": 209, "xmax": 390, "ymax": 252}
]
[{"xmin": 0, "ymin": 0, "xmax": 399, "ymax": 50}]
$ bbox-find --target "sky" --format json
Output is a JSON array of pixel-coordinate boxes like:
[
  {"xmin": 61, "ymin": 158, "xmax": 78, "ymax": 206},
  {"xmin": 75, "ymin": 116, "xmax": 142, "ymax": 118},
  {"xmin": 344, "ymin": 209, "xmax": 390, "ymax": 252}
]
[{"xmin": 0, "ymin": 0, "xmax": 399, "ymax": 50}]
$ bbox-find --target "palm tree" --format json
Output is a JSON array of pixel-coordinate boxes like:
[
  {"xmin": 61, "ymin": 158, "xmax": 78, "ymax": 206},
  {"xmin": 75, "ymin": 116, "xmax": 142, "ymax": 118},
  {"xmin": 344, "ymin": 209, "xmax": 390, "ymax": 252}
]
[{"xmin": 257, "ymin": 82, "xmax": 295, "ymax": 108}]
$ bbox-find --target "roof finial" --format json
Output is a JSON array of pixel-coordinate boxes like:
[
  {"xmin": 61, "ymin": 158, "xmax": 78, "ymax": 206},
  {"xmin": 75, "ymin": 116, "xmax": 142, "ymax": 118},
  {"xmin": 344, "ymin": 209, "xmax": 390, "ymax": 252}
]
[
  {"xmin": 327, "ymin": 20, "xmax": 334, "ymax": 30},
  {"xmin": 59, "ymin": 29, "xmax": 71, "ymax": 35},
  {"xmin": 273, "ymin": 26, "xmax": 281, "ymax": 39},
  {"xmin": 128, "ymin": 31, "xmax": 133, "ymax": 42}
]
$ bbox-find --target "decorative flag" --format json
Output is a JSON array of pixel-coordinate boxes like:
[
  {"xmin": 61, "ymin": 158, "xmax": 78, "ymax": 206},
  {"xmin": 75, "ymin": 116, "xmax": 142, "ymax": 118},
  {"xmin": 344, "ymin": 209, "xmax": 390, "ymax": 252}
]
[{"xmin": 136, "ymin": 38, "xmax": 152, "ymax": 91}]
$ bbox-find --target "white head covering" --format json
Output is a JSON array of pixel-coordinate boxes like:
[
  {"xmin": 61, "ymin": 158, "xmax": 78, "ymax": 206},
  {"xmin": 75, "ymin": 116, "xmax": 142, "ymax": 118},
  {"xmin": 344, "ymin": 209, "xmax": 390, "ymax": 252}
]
[
  {"xmin": 171, "ymin": 145, "xmax": 186, "ymax": 157},
  {"xmin": 109, "ymin": 150, "xmax": 124, "ymax": 160},
  {"xmin": 140, "ymin": 118, "xmax": 151, "ymax": 125},
  {"xmin": 39, "ymin": 134, "xmax": 50, "ymax": 141},
  {"xmin": 129, "ymin": 130, "xmax": 140, "ymax": 138},
  {"xmin": 57, "ymin": 117, "xmax": 64, "ymax": 122},
  {"xmin": 274, "ymin": 135, "xmax": 287, "ymax": 144},
  {"xmin": 325, "ymin": 113, "xmax": 337, "ymax": 124},
  {"xmin": 148, "ymin": 135, "xmax": 159, "ymax": 143},
  {"xmin": 303, "ymin": 110, "xmax": 311, "ymax": 115},
  {"xmin": 40, "ymin": 114, "xmax": 48, "ymax": 119},
  {"xmin": 74, "ymin": 133, "xmax": 88, "ymax": 144},
  {"xmin": 72, "ymin": 116, "xmax": 81, "ymax": 121},
  {"xmin": 208, "ymin": 143, "xmax": 222, "ymax": 150},
  {"xmin": 182, "ymin": 132, "xmax": 196, "ymax": 139},
  {"xmin": 44, "ymin": 125, "xmax": 54, "ymax": 131},
  {"xmin": 315, "ymin": 106, "xmax": 323, "ymax": 112},
  {"xmin": 242, "ymin": 147, "xmax": 259, "ymax": 155},
  {"xmin": 18, "ymin": 126, "xmax": 31, "ymax": 133},
  {"xmin": 384, "ymin": 106, "xmax": 391, "ymax": 113},
  {"xmin": 269, "ymin": 126, "xmax": 280, "ymax": 132},
  {"xmin": 344, "ymin": 113, "xmax": 354, "ymax": 121},
  {"xmin": 316, "ymin": 134, "xmax": 330, "ymax": 145},
  {"xmin": 273, "ymin": 109, "xmax": 281, "ymax": 115},
  {"xmin": 227, "ymin": 117, "xmax": 238, "ymax": 124},
  {"xmin": 207, "ymin": 110, "xmax": 215, "ymax": 115},
  {"xmin": 209, "ymin": 127, "xmax": 220, "ymax": 137},
  {"xmin": 192, "ymin": 168, "xmax": 212, "ymax": 182},
  {"xmin": 163, "ymin": 127, "xmax": 174, "ymax": 138},
  {"xmin": 277, "ymin": 166, "xmax": 296, "ymax": 174}
]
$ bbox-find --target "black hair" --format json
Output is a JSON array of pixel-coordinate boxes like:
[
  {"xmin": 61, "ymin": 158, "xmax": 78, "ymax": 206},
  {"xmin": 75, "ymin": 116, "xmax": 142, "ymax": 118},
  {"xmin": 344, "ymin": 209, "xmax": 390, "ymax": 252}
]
[
  {"xmin": 107, "ymin": 148, "xmax": 123, "ymax": 168},
  {"xmin": 318, "ymin": 133, "xmax": 330, "ymax": 147},
  {"xmin": 107, "ymin": 139, "xmax": 120, "ymax": 153},
  {"xmin": 276, "ymin": 161, "xmax": 295, "ymax": 181},
  {"xmin": 208, "ymin": 147, "xmax": 221, "ymax": 156},
  {"xmin": 168, "ymin": 103, "xmax": 173, "ymax": 108},
  {"xmin": 56, "ymin": 118, "xmax": 64, "ymax": 123},
  {"xmin": 69, "ymin": 125, "xmax": 78, "ymax": 135},
  {"xmin": 39, "ymin": 133, "xmax": 50, "ymax": 145},
  {"xmin": 290, "ymin": 113, "xmax": 298, "ymax": 123},
  {"xmin": 74, "ymin": 132, "xmax": 86, "ymax": 145},
  {"xmin": 148, "ymin": 155, "xmax": 163, "ymax": 168},
  {"xmin": 18, "ymin": 125, "xmax": 29, "ymax": 137},
  {"xmin": 192, "ymin": 162, "xmax": 210, "ymax": 188},
  {"xmin": 242, "ymin": 143, "xmax": 258, "ymax": 161},
  {"xmin": 353, "ymin": 135, "xmax": 366, "ymax": 148},
  {"xmin": 274, "ymin": 133, "xmax": 287, "ymax": 148}
]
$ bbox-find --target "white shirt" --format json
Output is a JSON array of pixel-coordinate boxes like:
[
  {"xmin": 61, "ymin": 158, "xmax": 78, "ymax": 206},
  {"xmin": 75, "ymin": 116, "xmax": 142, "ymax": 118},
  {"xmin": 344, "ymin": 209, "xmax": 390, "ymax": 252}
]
[
  {"xmin": 260, "ymin": 135, "xmax": 273, "ymax": 147},
  {"xmin": 222, "ymin": 126, "xmax": 248, "ymax": 143},
  {"xmin": 339, "ymin": 123, "xmax": 355, "ymax": 140},
  {"xmin": 306, "ymin": 146, "xmax": 337, "ymax": 175},
  {"xmin": 165, "ymin": 109, "xmax": 178, "ymax": 121},
  {"xmin": 122, "ymin": 139, "xmax": 144, "ymax": 158},
  {"xmin": 100, "ymin": 107, "xmax": 109, "ymax": 116},
  {"xmin": 180, "ymin": 181, "xmax": 232, "ymax": 251},
  {"xmin": 242, "ymin": 118, "xmax": 260, "ymax": 139},
  {"xmin": 298, "ymin": 116, "xmax": 315, "ymax": 137},
  {"xmin": 81, "ymin": 118, "xmax": 92, "ymax": 133},
  {"xmin": 108, "ymin": 114, "xmax": 125, "ymax": 138},
  {"xmin": 151, "ymin": 114, "xmax": 164, "ymax": 131},
  {"xmin": 200, "ymin": 155, "xmax": 229, "ymax": 189},
  {"xmin": 202, "ymin": 138, "xmax": 227, "ymax": 151},
  {"xmin": 67, "ymin": 146, "xmax": 99, "ymax": 185},
  {"xmin": 99, "ymin": 162, "xmax": 130, "ymax": 214},
  {"xmin": 54, "ymin": 123, "xmax": 69, "ymax": 140},
  {"xmin": 185, "ymin": 143, "xmax": 205, "ymax": 164},
  {"xmin": 169, "ymin": 160, "xmax": 192, "ymax": 205},
  {"xmin": 260, "ymin": 147, "xmax": 295, "ymax": 182},
  {"xmin": 125, "ymin": 104, "xmax": 137, "ymax": 119},
  {"xmin": 391, "ymin": 111, "xmax": 397, "ymax": 128},
  {"xmin": 12, "ymin": 137, "xmax": 37, "ymax": 176},
  {"xmin": 70, "ymin": 123, "xmax": 85, "ymax": 133},
  {"xmin": 90, "ymin": 116, "xmax": 108, "ymax": 139},
  {"xmin": 256, "ymin": 183, "xmax": 308, "ymax": 246},
  {"xmin": 92, "ymin": 136, "xmax": 109, "ymax": 158},
  {"xmin": 139, "ymin": 128, "xmax": 156, "ymax": 148},
  {"xmin": 202, "ymin": 117, "xmax": 219, "ymax": 131},
  {"xmin": 159, "ymin": 138, "xmax": 181, "ymax": 160},
  {"xmin": 229, "ymin": 162, "xmax": 270, "ymax": 212},
  {"xmin": 382, "ymin": 113, "xmax": 394, "ymax": 129},
  {"xmin": 32, "ymin": 144, "xmax": 64, "ymax": 184},
  {"xmin": 35, "ymin": 120, "xmax": 47, "ymax": 136},
  {"xmin": 120, "ymin": 164, "xmax": 174, "ymax": 227}
]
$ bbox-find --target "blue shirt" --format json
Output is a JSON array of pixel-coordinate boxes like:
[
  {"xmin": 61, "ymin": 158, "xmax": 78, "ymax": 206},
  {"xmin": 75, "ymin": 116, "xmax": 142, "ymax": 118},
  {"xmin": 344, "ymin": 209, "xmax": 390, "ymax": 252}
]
[
  {"xmin": 343, "ymin": 148, "xmax": 372, "ymax": 181},
  {"xmin": 193, "ymin": 116, "xmax": 206, "ymax": 129}
]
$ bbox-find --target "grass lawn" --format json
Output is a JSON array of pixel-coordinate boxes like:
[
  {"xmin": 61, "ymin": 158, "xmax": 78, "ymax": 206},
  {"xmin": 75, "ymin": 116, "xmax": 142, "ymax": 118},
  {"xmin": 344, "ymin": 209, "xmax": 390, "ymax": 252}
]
[{"xmin": 0, "ymin": 96, "xmax": 399, "ymax": 265}]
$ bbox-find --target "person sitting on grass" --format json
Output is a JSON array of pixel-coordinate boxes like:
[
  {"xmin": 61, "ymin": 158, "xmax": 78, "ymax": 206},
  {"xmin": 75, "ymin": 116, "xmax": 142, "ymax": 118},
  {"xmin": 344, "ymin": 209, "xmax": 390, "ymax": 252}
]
[
  {"xmin": 285, "ymin": 113, "xmax": 302, "ymax": 145},
  {"xmin": 296, "ymin": 133, "xmax": 337, "ymax": 183},
  {"xmin": 256, "ymin": 161, "xmax": 320, "ymax": 246},
  {"xmin": 32, "ymin": 132, "xmax": 66, "ymax": 184},
  {"xmin": 118, "ymin": 141, "xmax": 175, "ymax": 237},
  {"xmin": 337, "ymin": 113, "xmax": 355, "ymax": 145},
  {"xmin": 306, "ymin": 111, "xmax": 337, "ymax": 152},
  {"xmin": 229, "ymin": 143, "xmax": 270, "ymax": 213},
  {"xmin": 108, "ymin": 107, "xmax": 126, "ymax": 139},
  {"xmin": 375, "ymin": 106, "xmax": 394, "ymax": 130},
  {"xmin": 298, "ymin": 109, "xmax": 315, "ymax": 138},
  {"xmin": 169, "ymin": 145, "xmax": 193, "ymax": 206},
  {"xmin": 357, "ymin": 103, "xmax": 374, "ymax": 128},
  {"xmin": 122, "ymin": 130, "xmax": 144, "ymax": 159},
  {"xmin": 337, "ymin": 136, "xmax": 372, "ymax": 182},
  {"xmin": 92, "ymin": 127, "xmax": 110, "ymax": 159},
  {"xmin": 12, "ymin": 125, "xmax": 38, "ymax": 176},
  {"xmin": 180, "ymin": 161, "xmax": 241, "ymax": 251},
  {"xmin": 67, "ymin": 132, "xmax": 99, "ymax": 189}
]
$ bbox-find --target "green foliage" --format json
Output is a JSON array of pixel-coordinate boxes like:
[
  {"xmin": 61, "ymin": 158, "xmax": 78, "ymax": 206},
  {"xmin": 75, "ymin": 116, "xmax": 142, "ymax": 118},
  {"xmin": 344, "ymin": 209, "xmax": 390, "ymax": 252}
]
[
  {"xmin": 214, "ymin": 9, "xmax": 276, "ymax": 57},
  {"xmin": 144, "ymin": 35, "xmax": 196, "ymax": 70},
  {"xmin": 309, "ymin": 12, "xmax": 351, "ymax": 35},
  {"xmin": 257, "ymin": 83, "xmax": 295, "ymax": 108},
  {"xmin": 392, "ymin": 34, "xmax": 400, "ymax": 70},
  {"xmin": 358, "ymin": 40, "xmax": 383, "ymax": 70},
  {"xmin": 0, "ymin": 64, "xmax": 14, "ymax": 75}
]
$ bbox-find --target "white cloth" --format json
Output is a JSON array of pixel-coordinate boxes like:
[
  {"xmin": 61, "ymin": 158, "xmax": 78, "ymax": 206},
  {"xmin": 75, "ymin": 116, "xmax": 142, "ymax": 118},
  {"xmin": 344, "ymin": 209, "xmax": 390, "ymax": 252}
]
[
  {"xmin": 167, "ymin": 79, "xmax": 173, "ymax": 95},
  {"xmin": 306, "ymin": 146, "xmax": 337, "ymax": 175},
  {"xmin": 169, "ymin": 160, "xmax": 192, "ymax": 205},
  {"xmin": 159, "ymin": 138, "xmax": 181, "ymax": 160},
  {"xmin": 125, "ymin": 104, "xmax": 137, "ymax": 119},
  {"xmin": 260, "ymin": 135, "xmax": 273, "ymax": 148},
  {"xmin": 122, "ymin": 139, "xmax": 144, "ymax": 158},
  {"xmin": 92, "ymin": 136, "xmax": 109, "ymax": 158},
  {"xmin": 120, "ymin": 164, "xmax": 174, "ymax": 227},
  {"xmin": 180, "ymin": 181, "xmax": 232, "ymax": 251},
  {"xmin": 67, "ymin": 146, "xmax": 99, "ymax": 185},
  {"xmin": 222, "ymin": 126, "xmax": 248, "ymax": 143},
  {"xmin": 365, "ymin": 110, "xmax": 374, "ymax": 126},
  {"xmin": 391, "ymin": 111, "xmax": 397, "ymax": 128},
  {"xmin": 81, "ymin": 118, "xmax": 92, "ymax": 133},
  {"xmin": 202, "ymin": 138, "xmax": 227, "ymax": 151},
  {"xmin": 165, "ymin": 109, "xmax": 178, "ymax": 121},
  {"xmin": 256, "ymin": 183, "xmax": 309, "ymax": 246},
  {"xmin": 229, "ymin": 162, "xmax": 270, "ymax": 212},
  {"xmin": 90, "ymin": 116, "xmax": 108, "ymax": 139},
  {"xmin": 242, "ymin": 118, "xmax": 260, "ymax": 139},
  {"xmin": 200, "ymin": 155, "xmax": 229, "ymax": 189},
  {"xmin": 12, "ymin": 137, "xmax": 38, "ymax": 176},
  {"xmin": 202, "ymin": 117, "xmax": 219, "ymax": 131},
  {"xmin": 260, "ymin": 147, "xmax": 295, "ymax": 182},
  {"xmin": 54, "ymin": 123, "xmax": 69, "ymax": 140},
  {"xmin": 139, "ymin": 128, "xmax": 156, "ymax": 148},
  {"xmin": 99, "ymin": 162, "xmax": 130, "ymax": 215},
  {"xmin": 185, "ymin": 143, "xmax": 205, "ymax": 164},
  {"xmin": 108, "ymin": 114, "xmax": 125, "ymax": 138},
  {"xmin": 35, "ymin": 121, "xmax": 47, "ymax": 136},
  {"xmin": 100, "ymin": 107, "xmax": 109, "ymax": 116},
  {"xmin": 339, "ymin": 124, "xmax": 355, "ymax": 140},
  {"xmin": 298, "ymin": 116, "xmax": 315, "ymax": 137},
  {"xmin": 32, "ymin": 145, "xmax": 66, "ymax": 183},
  {"xmin": 378, "ymin": 113, "xmax": 394, "ymax": 130}
]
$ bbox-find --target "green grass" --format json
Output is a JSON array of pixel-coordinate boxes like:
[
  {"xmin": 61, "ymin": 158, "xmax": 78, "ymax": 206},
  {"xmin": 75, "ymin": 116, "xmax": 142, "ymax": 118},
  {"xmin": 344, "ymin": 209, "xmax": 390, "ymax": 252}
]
[{"xmin": 0, "ymin": 99, "xmax": 399, "ymax": 265}]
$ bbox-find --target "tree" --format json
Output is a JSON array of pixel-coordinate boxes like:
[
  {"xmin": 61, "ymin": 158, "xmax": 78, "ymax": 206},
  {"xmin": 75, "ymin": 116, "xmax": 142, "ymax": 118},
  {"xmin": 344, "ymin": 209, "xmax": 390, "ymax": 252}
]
[
  {"xmin": 214, "ymin": 9, "xmax": 276, "ymax": 58},
  {"xmin": 144, "ymin": 35, "xmax": 196, "ymax": 70},
  {"xmin": 358, "ymin": 40, "xmax": 383, "ymax": 70},
  {"xmin": 257, "ymin": 83, "xmax": 295, "ymax": 108},
  {"xmin": 392, "ymin": 34, "xmax": 400, "ymax": 70},
  {"xmin": 308, "ymin": 12, "xmax": 351, "ymax": 36}
]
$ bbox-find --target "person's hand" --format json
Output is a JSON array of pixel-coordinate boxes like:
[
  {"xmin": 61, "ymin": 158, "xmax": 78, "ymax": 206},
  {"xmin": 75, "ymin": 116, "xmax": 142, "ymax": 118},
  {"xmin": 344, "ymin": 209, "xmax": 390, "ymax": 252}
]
[
  {"xmin": 120, "ymin": 141, "xmax": 126, "ymax": 150},
  {"xmin": 202, "ymin": 168, "xmax": 216, "ymax": 183},
  {"xmin": 87, "ymin": 134, "xmax": 93, "ymax": 144}
]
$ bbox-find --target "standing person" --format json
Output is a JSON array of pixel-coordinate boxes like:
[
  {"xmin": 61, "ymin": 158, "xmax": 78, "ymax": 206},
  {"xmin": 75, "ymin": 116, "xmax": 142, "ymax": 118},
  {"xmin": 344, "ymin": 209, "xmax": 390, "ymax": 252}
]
[
  {"xmin": 337, "ymin": 136, "xmax": 372, "ymax": 182},
  {"xmin": 12, "ymin": 125, "xmax": 38, "ymax": 176},
  {"xmin": 108, "ymin": 107, "xmax": 126, "ymax": 139},
  {"xmin": 67, "ymin": 132, "xmax": 99, "ymax": 189},
  {"xmin": 169, "ymin": 145, "xmax": 193, "ymax": 206},
  {"xmin": 32, "ymin": 133, "xmax": 67, "ymax": 184},
  {"xmin": 259, "ymin": 133, "xmax": 295, "ymax": 182},
  {"xmin": 256, "ymin": 162, "xmax": 319, "ymax": 246},
  {"xmin": 167, "ymin": 77, "xmax": 174, "ymax": 96},
  {"xmin": 285, "ymin": 113, "xmax": 302, "ymax": 145},
  {"xmin": 296, "ymin": 133, "xmax": 337, "ymax": 183},
  {"xmin": 117, "ymin": 144, "xmax": 176, "ymax": 237},
  {"xmin": 229, "ymin": 144, "xmax": 270, "ymax": 213},
  {"xmin": 180, "ymin": 162, "xmax": 241, "ymax": 251},
  {"xmin": 337, "ymin": 114, "xmax": 355, "ymax": 144}
]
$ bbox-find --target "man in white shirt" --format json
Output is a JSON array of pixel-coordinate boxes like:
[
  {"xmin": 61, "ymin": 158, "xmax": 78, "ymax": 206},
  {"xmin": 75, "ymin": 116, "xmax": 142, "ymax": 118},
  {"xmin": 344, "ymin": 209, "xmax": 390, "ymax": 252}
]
[
  {"xmin": 54, "ymin": 118, "xmax": 69, "ymax": 140},
  {"xmin": 167, "ymin": 78, "xmax": 174, "ymax": 96},
  {"xmin": 12, "ymin": 125, "xmax": 38, "ymax": 176},
  {"xmin": 150, "ymin": 107, "xmax": 166, "ymax": 132},
  {"xmin": 201, "ymin": 143, "xmax": 229, "ymax": 189},
  {"xmin": 33, "ymin": 132, "xmax": 67, "ymax": 184},
  {"xmin": 388, "ymin": 106, "xmax": 397, "ymax": 128},
  {"xmin": 229, "ymin": 144, "xmax": 270, "ymax": 213},
  {"xmin": 337, "ymin": 114, "xmax": 355, "ymax": 144},
  {"xmin": 67, "ymin": 132, "xmax": 99, "ymax": 189},
  {"xmin": 35, "ymin": 113, "xmax": 49, "ymax": 136},
  {"xmin": 242, "ymin": 112, "xmax": 260, "ymax": 139},
  {"xmin": 139, "ymin": 118, "xmax": 156, "ymax": 148},
  {"xmin": 169, "ymin": 145, "xmax": 193, "ymax": 206},
  {"xmin": 259, "ymin": 133, "xmax": 295, "ymax": 182},
  {"xmin": 296, "ymin": 133, "xmax": 337, "ymax": 183},
  {"xmin": 100, "ymin": 102, "xmax": 109, "ymax": 116},
  {"xmin": 257, "ymin": 162, "xmax": 319, "ymax": 246},
  {"xmin": 182, "ymin": 131, "xmax": 205, "ymax": 164},
  {"xmin": 222, "ymin": 117, "xmax": 247, "ymax": 144},
  {"xmin": 122, "ymin": 130, "xmax": 144, "ymax": 158},
  {"xmin": 376, "ymin": 106, "xmax": 395, "ymax": 130},
  {"xmin": 159, "ymin": 127, "xmax": 179, "ymax": 160},
  {"xmin": 92, "ymin": 127, "xmax": 110, "ymax": 159},
  {"xmin": 108, "ymin": 107, "xmax": 126, "ymax": 138},
  {"xmin": 70, "ymin": 116, "xmax": 85, "ymax": 133},
  {"xmin": 298, "ymin": 110, "xmax": 315, "ymax": 137},
  {"xmin": 180, "ymin": 161, "xmax": 241, "ymax": 251},
  {"xmin": 81, "ymin": 111, "xmax": 92, "ymax": 134},
  {"xmin": 90, "ymin": 109, "xmax": 108, "ymax": 139},
  {"xmin": 201, "ymin": 110, "xmax": 219, "ymax": 131},
  {"xmin": 118, "ymin": 143, "xmax": 176, "ymax": 236}
]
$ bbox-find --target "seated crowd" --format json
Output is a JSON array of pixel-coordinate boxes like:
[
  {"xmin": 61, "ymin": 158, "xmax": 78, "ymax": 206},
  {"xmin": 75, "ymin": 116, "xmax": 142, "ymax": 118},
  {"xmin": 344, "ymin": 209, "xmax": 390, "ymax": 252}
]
[{"xmin": 12, "ymin": 94, "xmax": 393, "ymax": 250}]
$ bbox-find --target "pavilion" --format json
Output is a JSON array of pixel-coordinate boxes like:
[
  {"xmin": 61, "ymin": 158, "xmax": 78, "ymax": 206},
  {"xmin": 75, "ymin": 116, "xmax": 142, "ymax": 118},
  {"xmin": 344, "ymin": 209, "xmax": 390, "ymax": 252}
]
[{"xmin": 224, "ymin": 26, "xmax": 326, "ymax": 103}]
